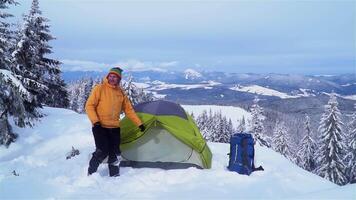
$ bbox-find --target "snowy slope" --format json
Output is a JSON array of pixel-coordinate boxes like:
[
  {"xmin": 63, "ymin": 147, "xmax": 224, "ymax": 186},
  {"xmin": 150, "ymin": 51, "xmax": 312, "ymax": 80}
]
[
  {"xmin": 230, "ymin": 85, "xmax": 298, "ymax": 99},
  {"xmin": 147, "ymin": 81, "xmax": 221, "ymax": 91},
  {"xmin": 0, "ymin": 107, "xmax": 355, "ymax": 199}
]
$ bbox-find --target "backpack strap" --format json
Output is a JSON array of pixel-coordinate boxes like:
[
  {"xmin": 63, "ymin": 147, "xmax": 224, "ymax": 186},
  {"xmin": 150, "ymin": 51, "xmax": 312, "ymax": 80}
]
[{"xmin": 242, "ymin": 138, "xmax": 250, "ymax": 168}]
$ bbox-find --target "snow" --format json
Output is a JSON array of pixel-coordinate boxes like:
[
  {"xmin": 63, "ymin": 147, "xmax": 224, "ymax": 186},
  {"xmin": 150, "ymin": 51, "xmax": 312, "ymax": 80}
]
[
  {"xmin": 343, "ymin": 95, "xmax": 356, "ymax": 101},
  {"xmin": 184, "ymin": 68, "xmax": 202, "ymax": 80},
  {"xmin": 298, "ymin": 88, "xmax": 315, "ymax": 97},
  {"xmin": 151, "ymin": 91, "xmax": 167, "ymax": 99},
  {"xmin": 0, "ymin": 69, "xmax": 31, "ymax": 98},
  {"xmin": 230, "ymin": 84, "xmax": 297, "ymax": 99},
  {"xmin": 322, "ymin": 92, "xmax": 356, "ymax": 101},
  {"xmin": 202, "ymin": 80, "xmax": 221, "ymax": 86},
  {"xmin": 341, "ymin": 83, "xmax": 356, "ymax": 87},
  {"xmin": 151, "ymin": 80, "xmax": 166, "ymax": 85},
  {"xmin": 0, "ymin": 107, "xmax": 355, "ymax": 199},
  {"xmin": 149, "ymin": 82, "xmax": 219, "ymax": 91},
  {"xmin": 132, "ymin": 82, "xmax": 150, "ymax": 89}
]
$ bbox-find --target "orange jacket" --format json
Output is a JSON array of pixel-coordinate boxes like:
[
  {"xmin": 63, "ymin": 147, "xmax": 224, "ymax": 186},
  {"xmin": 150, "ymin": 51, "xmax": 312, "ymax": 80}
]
[{"xmin": 85, "ymin": 78, "xmax": 142, "ymax": 128}]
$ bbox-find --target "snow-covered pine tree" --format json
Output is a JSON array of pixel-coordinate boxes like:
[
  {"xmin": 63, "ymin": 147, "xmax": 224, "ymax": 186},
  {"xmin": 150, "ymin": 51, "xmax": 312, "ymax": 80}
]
[
  {"xmin": 30, "ymin": 0, "xmax": 68, "ymax": 108},
  {"xmin": 12, "ymin": 0, "xmax": 68, "ymax": 110},
  {"xmin": 297, "ymin": 115, "xmax": 316, "ymax": 171},
  {"xmin": 122, "ymin": 75, "xmax": 140, "ymax": 105},
  {"xmin": 83, "ymin": 77, "xmax": 94, "ymax": 103},
  {"xmin": 206, "ymin": 109, "xmax": 215, "ymax": 141},
  {"xmin": 69, "ymin": 87, "xmax": 80, "ymax": 112},
  {"xmin": 316, "ymin": 93, "xmax": 348, "ymax": 185},
  {"xmin": 272, "ymin": 121, "xmax": 291, "ymax": 159},
  {"xmin": 12, "ymin": 0, "xmax": 46, "ymax": 118},
  {"xmin": 0, "ymin": 0, "xmax": 34, "ymax": 147},
  {"xmin": 249, "ymin": 96, "xmax": 270, "ymax": 147},
  {"xmin": 228, "ymin": 118, "xmax": 234, "ymax": 136},
  {"xmin": 344, "ymin": 104, "xmax": 356, "ymax": 183},
  {"xmin": 216, "ymin": 113, "xmax": 230, "ymax": 143},
  {"xmin": 67, "ymin": 77, "xmax": 97, "ymax": 113},
  {"xmin": 0, "ymin": 70, "xmax": 31, "ymax": 146},
  {"xmin": 196, "ymin": 110, "xmax": 210, "ymax": 140},
  {"xmin": 236, "ymin": 116, "xmax": 246, "ymax": 133},
  {"xmin": 0, "ymin": 0, "xmax": 17, "ymax": 71},
  {"xmin": 209, "ymin": 111, "xmax": 219, "ymax": 142},
  {"xmin": 121, "ymin": 74, "xmax": 155, "ymax": 105},
  {"xmin": 77, "ymin": 78, "xmax": 95, "ymax": 113}
]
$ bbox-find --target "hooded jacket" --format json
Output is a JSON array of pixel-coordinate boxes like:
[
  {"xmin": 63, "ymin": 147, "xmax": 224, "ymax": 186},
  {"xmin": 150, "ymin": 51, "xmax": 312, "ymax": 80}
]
[{"xmin": 85, "ymin": 78, "xmax": 142, "ymax": 128}]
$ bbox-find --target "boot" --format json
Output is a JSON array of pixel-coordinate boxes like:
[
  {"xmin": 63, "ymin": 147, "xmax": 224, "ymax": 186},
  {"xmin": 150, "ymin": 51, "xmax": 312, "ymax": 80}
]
[
  {"xmin": 108, "ymin": 156, "xmax": 121, "ymax": 177},
  {"xmin": 88, "ymin": 149, "xmax": 107, "ymax": 176},
  {"xmin": 88, "ymin": 155, "xmax": 101, "ymax": 175},
  {"xmin": 109, "ymin": 164, "xmax": 120, "ymax": 177}
]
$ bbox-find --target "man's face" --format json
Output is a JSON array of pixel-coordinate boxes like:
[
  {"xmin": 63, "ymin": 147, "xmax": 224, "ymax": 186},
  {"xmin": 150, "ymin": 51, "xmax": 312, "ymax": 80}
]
[{"xmin": 108, "ymin": 73, "xmax": 121, "ymax": 86}]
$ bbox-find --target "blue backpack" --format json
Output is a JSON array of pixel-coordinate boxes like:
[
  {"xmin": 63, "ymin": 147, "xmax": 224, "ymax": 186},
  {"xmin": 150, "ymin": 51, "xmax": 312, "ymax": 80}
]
[{"xmin": 227, "ymin": 133, "xmax": 264, "ymax": 175}]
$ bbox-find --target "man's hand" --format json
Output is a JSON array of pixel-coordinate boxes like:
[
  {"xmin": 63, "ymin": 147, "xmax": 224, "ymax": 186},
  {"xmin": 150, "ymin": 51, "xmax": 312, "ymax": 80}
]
[{"xmin": 139, "ymin": 124, "xmax": 145, "ymax": 132}]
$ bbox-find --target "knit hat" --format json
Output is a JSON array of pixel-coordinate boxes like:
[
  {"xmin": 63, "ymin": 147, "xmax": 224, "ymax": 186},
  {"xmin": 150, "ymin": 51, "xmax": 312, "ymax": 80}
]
[{"xmin": 107, "ymin": 67, "xmax": 123, "ymax": 78}]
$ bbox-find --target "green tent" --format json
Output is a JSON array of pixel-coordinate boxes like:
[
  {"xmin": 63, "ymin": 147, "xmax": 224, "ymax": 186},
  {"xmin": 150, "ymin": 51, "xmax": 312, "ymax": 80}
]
[{"xmin": 120, "ymin": 100, "xmax": 212, "ymax": 169}]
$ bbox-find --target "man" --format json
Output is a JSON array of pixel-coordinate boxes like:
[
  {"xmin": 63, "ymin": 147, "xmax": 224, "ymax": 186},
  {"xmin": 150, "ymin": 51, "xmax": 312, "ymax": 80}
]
[{"xmin": 85, "ymin": 67, "xmax": 145, "ymax": 177}]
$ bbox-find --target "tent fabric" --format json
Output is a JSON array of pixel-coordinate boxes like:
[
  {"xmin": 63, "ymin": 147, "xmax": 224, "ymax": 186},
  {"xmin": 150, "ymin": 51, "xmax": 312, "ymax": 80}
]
[
  {"xmin": 133, "ymin": 100, "xmax": 188, "ymax": 120},
  {"xmin": 120, "ymin": 100, "xmax": 212, "ymax": 169},
  {"xmin": 120, "ymin": 161, "xmax": 203, "ymax": 169}
]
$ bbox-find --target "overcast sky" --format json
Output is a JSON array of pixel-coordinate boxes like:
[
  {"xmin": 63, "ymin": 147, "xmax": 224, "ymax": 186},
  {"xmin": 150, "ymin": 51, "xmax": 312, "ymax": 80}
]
[{"xmin": 12, "ymin": 0, "xmax": 356, "ymax": 74}]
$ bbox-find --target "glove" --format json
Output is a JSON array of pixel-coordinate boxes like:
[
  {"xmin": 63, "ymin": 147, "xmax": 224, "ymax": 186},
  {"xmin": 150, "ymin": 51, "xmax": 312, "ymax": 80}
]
[{"xmin": 139, "ymin": 124, "xmax": 145, "ymax": 132}]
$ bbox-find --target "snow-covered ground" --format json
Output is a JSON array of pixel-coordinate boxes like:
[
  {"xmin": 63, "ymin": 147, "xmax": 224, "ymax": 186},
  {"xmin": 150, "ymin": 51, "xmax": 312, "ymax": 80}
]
[
  {"xmin": 230, "ymin": 85, "xmax": 298, "ymax": 99},
  {"xmin": 0, "ymin": 107, "xmax": 355, "ymax": 199},
  {"xmin": 149, "ymin": 81, "xmax": 220, "ymax": 91},
  {"xmin": 343, "ymin": 95, "xmax": 356, "ymax": 101}
]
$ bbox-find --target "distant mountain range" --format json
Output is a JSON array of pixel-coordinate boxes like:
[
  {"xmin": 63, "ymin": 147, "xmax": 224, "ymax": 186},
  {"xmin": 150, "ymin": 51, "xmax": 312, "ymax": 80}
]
[
  {"xmin": 63, "ymin": 69, "xmax": 356, "ymax": 97},
  {"xmin": 63, "ymin": 69, "xmax": 355, "ymax": 143}
]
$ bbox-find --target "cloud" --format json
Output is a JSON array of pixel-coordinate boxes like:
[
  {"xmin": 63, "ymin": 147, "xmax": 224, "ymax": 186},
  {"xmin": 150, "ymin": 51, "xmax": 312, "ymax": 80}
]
[
  {"xmin": 61, "ymin": 59, "xmax": 179, "ymax": 72},
  {"xmin": 60, "ymin": 59, "xmax": 110, "ymax": 72}
]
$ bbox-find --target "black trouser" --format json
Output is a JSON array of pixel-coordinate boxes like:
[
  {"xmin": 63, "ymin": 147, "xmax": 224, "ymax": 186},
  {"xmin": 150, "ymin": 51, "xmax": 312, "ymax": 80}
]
[{"xmin": 88, "ymin": 126, "xmax": 121, "ymax": 176}]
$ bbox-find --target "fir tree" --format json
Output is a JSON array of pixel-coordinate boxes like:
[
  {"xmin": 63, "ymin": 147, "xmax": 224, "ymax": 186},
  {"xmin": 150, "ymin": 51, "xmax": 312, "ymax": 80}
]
[
  {"xmin": 0, "ymin": 0, "xmax": 33, "ymax": 147},
  {"xmin": 206, "ymin": 109, "xmax": 214, "ymax": 141},
  {"xmin": 121, "ymin": 74, "xmax": 155, "ymax": 105},
  {"xmin": 12, "ymin": 0, "xmax": 68, "ymax": 110},
  {"xmin": 344, "ymin": 104, "xmax": 356, "ymax": 183},
  {"xmin": 12, "ymin": 0, "xmax": 46, "ymax": 118},
  {"xmin": 196, "ymin": 110, "xmax": 210, "ymax": 140},
  {"xmin": 29, "ymin": 0, "xmax": 68, "ymax": 108},
  {"xmin": 0, "ymin": 0, "xmax": 17, "ymax": 71},
  {"xmin": 272, "ymin": 121, "xmax": 291, "ymax": 159},
  {"xmin": 195, "ymin": 109, "xmax": 233, "ymax": 143},
  {"xmin": 249, "ymin": 96, "xmax": 270, "ymax": 147},
  {"xmin": 122, "ymin": 74, "xmax": 140, "ymax": 105},
  {"xmin": 297, "ymin": 115, "xmax": 316, "ymax": 171},
  {"xmin": 228, "ymin": 118, "xmax": 234, "ymax": 136},
  {"xmin": 67, "ymin": 77, "xmax": 97, "ymax": 113},
  {"xmin": 216, "ymin": 113, "xmax": 230, "ymax": 143},
  {"xmin": 316, "ymin": 93, "xmax": 348, "ymax": 185},
  {"xmin": 236, "ymin": 116, "xmax": 246, "ymax": 133},
  {"xmin": 0, "ymin": 70, "xmax": 30, "ymax": 146}
]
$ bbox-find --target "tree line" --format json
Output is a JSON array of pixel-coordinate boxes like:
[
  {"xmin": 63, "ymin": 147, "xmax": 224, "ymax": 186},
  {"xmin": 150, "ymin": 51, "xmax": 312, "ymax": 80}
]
[
  {"xmin": 192, "ymin": 95, "xmax": 355, "ymax": 186},
  {"xmin": 66, "ymin": 75, "xmax": 155, "ymax": 114}
]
